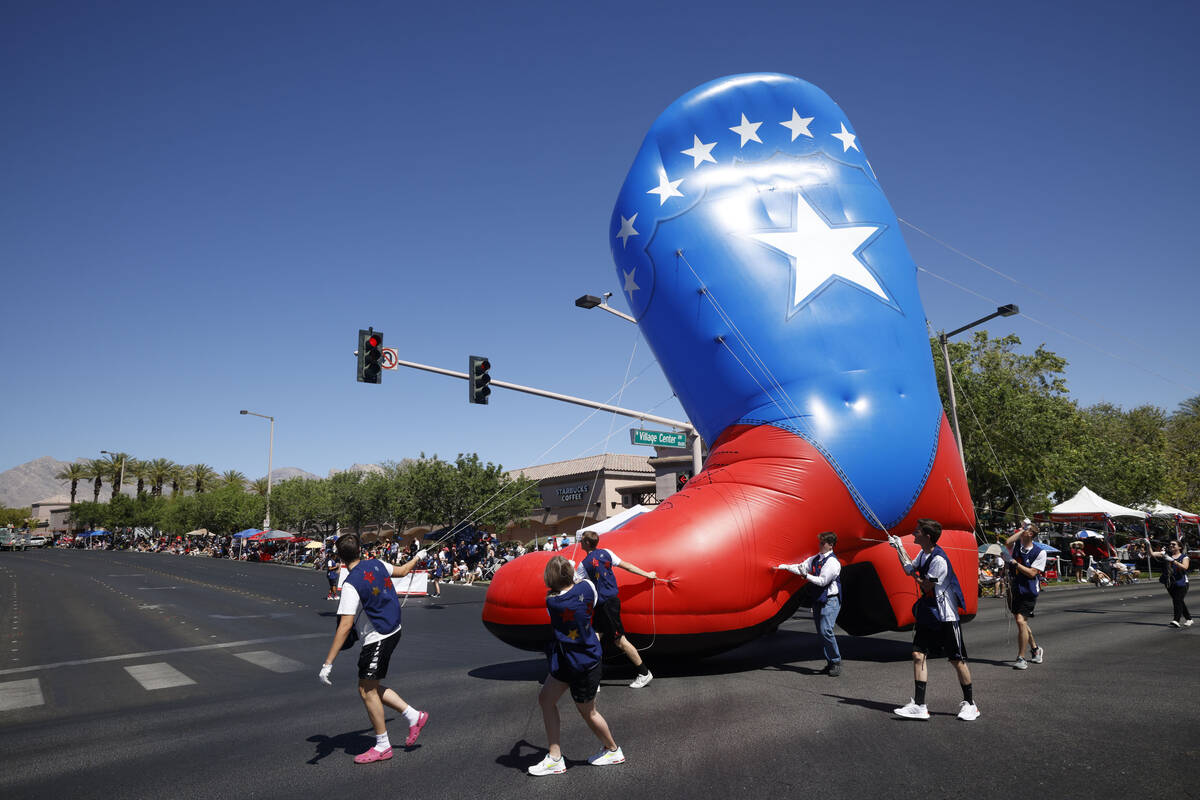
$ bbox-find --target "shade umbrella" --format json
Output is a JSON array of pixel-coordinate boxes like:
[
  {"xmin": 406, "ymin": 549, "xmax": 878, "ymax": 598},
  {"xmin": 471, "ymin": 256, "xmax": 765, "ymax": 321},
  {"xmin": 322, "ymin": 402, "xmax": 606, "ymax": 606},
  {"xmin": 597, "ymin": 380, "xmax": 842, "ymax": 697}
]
[{"xmin": 304, "ymin": 540, "xmax": 324, "ymax": 549}]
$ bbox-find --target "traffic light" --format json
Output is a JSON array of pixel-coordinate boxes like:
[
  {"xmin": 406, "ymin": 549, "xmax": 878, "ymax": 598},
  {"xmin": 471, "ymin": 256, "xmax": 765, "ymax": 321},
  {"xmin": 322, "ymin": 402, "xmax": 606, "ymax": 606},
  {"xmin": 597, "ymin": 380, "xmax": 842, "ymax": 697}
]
[
  {"xmin": 468, "ymin": 355, "xmax": 491, "ymax": 404},
  {"xmin": 357, "ymin": 328, "xmax": 384, "ymax": 384},
  {"xmin": 676, "ymin": 472, "xmax": 692, "ymax": 492}
]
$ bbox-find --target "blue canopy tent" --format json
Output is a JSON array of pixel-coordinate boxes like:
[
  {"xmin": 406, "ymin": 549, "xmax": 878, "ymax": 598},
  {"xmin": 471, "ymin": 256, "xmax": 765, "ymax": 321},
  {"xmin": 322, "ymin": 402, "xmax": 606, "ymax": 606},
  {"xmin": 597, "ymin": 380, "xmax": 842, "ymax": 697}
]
[{"xmin": 232, "ymin": 528, "xmax": 262, "ymax": 539}]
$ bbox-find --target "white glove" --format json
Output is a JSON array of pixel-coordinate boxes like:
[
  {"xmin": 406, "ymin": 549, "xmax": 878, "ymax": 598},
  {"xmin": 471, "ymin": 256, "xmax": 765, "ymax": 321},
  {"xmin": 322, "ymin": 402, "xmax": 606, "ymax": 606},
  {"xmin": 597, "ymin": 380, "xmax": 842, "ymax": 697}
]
[
  {"xmin": 798, "ymin": 561, "xmax": 810, "ymax": 577},
  {"xmin": 416, "ymin": 549, "xmax": 429, "ymax": 560},
  {"xmin": 888, "ymin": 535, "xmax": 912, "ymax": 567},
  {"xmin": 318, "ymin": 663, "xmax": 332, "ymax": 685}
]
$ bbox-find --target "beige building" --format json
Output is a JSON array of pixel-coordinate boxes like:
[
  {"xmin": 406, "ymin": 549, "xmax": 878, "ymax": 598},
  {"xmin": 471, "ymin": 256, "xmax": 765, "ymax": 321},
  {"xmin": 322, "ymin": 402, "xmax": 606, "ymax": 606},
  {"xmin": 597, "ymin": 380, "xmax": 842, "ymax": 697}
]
[{"xmin": 30, "ymin": 497, "xmax": 72, "ymax": 534}]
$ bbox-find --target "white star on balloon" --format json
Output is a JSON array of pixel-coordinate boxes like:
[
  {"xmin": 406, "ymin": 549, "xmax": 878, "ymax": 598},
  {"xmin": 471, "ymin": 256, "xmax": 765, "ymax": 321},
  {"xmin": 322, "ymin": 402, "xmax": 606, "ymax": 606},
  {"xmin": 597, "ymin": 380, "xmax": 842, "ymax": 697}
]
[
  {"xmin": 615, "ymin": 214, "xmax": 639, "ymax": 247},
  {"xmin": 681, "ymin": 135, "xmax": 717, "ymax": 168},
  {"xmin": 831, "ymin": 122, "xmax": 858, "ymax": 152},
  {"xmin": 748, "ymin": 193, "xmax": 888, "ymax": 309},
  {"xmin": 646, "ymin": 170, "xmax": 684, "ymax": 205},
  {"xmin": 780, "ymin": 108, "xmax": 814, "ymax": 141},
  {"xmin": 730, "ymin": 114, "xmax": 763, "ymax": 147},
  {"xmin": 623, "ymin": 268, "xmax": 641, "ymax": 299}
]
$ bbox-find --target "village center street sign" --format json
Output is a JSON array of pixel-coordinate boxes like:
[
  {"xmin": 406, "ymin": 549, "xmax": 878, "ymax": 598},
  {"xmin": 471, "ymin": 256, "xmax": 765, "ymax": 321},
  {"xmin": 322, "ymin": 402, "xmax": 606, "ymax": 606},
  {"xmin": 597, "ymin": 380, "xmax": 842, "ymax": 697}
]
[{"xmin": 629, "ymin": 428, "xmax": 688, "ymax": 448}]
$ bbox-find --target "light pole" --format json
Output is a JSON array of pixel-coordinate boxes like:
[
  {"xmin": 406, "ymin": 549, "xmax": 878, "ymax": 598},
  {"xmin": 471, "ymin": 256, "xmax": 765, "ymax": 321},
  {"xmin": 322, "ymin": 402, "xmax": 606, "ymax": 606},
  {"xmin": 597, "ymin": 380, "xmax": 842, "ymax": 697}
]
[
  {"xmin": 240, "ymin": 410, "xmax": 275, "ymax": 530},
  {"xmin": 99, "ymin": 450, "xmax": 126, "ymax": 497},
  {"xmin": 575, "ymin": 292, "xmax": 637, "ymax": 324},
  {"xmin": 938, "ymin": 304, "xmax": 1019, "ymax": 474},
  {"xmin": 574, "ymin": 292, "xmax": 703, "ymax": 476}
]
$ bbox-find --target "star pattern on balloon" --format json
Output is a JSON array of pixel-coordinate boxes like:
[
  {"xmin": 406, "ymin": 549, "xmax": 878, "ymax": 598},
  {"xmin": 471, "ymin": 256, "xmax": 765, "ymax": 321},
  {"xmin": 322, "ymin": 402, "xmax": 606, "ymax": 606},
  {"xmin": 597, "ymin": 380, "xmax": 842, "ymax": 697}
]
[{"xmin": 619, "ymin": 101, "xmax": 881, "ymax": 316}]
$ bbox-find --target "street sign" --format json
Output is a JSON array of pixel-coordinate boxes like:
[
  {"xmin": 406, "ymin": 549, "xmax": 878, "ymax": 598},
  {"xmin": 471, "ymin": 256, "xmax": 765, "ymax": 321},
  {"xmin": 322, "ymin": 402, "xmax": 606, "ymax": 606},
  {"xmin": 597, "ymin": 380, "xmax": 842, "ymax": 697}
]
[
  {"xmin": 629, "ymin": 428, "xmax": 688, "ymax": 448},
  {"xmin": 381, "ymin": 348, "xmax": 398, "ymax": 370}
]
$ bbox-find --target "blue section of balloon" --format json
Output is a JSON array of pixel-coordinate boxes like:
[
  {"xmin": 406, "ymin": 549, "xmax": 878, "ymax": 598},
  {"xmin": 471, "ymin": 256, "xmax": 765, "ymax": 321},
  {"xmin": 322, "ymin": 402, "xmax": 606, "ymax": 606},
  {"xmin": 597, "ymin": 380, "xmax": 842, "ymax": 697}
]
[{"xmin": 611, "ymin": 73, "xmax": 943, "ymax": 528}]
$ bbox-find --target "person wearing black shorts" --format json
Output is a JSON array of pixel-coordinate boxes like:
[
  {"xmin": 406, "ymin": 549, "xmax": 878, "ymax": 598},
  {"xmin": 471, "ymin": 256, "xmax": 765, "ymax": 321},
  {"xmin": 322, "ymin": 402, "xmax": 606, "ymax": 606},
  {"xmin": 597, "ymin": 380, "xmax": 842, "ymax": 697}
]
[
  {"xmin": 528, "ymin": 556, "xmax": 625, "ymax": 776},
  {"xmin": 888, "ymin": 519, "xmax": 979, "ymax": 722},
  {"xmin": 1004, "ymin": 523, "xmax": 1047, "ymax": 670},
  {"xmin": 575, "ymin": 531, "xmax": 658, "ymax": 688},
  {"xmin": 319, "ymin": 534, "xmax": 432, "ymax": 764}
]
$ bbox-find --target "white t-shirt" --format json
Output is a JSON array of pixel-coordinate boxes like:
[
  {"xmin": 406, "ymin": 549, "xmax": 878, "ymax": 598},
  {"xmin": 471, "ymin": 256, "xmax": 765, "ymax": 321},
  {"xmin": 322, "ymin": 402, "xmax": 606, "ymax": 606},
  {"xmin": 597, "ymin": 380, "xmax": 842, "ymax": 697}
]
[
  {"xmin": 336, "ymin": 561, "xmax": 400, "ymax": 645},
  {"xmin": 905, "ymin": 550, "xmax": 958, "ymax": 622}
]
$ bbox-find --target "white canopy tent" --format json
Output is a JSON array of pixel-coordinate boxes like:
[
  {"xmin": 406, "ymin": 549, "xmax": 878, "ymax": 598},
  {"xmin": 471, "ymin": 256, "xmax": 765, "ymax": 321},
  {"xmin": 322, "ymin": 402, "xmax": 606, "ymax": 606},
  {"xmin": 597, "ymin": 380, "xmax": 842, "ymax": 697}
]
[
  {"xmin": 1046, "ymin": 486, "xmax": 1149, "ymax": 520},
  {"xmin": 1139, "ymin": 500, "xmax": 1199, "ymax": 524}
]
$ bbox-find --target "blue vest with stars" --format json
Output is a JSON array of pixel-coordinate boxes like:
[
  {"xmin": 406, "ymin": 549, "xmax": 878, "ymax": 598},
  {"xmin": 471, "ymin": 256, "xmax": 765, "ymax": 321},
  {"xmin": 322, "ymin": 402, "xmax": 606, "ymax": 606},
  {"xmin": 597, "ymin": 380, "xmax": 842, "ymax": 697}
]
[
  {"xmin": 546, "ymin": 580, "xmax": 602, "ymax": 673},
  {"xmin": 345, "ymin": 559, "xmax": 401, "ymax": 635},
  {"xmin": 1011, "ymin": 542, "xmax": 1046, "ymax": 597},
  {"xmin": 582, "ymin": 548, "xmax": 619, "ymax": 603}
]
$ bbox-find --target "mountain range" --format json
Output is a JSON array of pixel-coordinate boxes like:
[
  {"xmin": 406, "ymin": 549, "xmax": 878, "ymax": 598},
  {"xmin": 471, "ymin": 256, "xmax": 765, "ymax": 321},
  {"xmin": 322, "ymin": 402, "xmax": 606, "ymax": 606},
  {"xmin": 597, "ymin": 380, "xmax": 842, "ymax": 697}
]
[{"xmin": 0, "ymin": 457, "xmax": 328, "ymax": 508}]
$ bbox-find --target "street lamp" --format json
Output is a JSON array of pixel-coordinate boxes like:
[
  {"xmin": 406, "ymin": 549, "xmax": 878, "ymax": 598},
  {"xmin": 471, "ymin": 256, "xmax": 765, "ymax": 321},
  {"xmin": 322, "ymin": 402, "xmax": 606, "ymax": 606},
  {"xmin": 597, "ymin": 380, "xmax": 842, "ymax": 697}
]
[
  {"xmin": 239, "ymin": 410, "xmax": 275, "ymax": 530},
  {"xmin": 99, "ymin": 450, "xmax": 126, "ymax": 497},
  {"xmin": 938, "ymin": 304, "xmax": 1019, "ymax": 473},
  {"xmin": 575, "ymin": 292, "xmax": 637, "ymax": 324}
]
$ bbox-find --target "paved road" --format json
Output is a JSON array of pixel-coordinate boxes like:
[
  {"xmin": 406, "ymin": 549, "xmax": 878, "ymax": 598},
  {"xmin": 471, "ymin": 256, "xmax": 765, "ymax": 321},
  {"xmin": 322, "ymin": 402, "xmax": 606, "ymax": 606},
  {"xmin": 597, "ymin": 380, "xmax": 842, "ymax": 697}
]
[{"xmin": 0, "ymin": 549, "xmax": 1196, "ymax": 799}]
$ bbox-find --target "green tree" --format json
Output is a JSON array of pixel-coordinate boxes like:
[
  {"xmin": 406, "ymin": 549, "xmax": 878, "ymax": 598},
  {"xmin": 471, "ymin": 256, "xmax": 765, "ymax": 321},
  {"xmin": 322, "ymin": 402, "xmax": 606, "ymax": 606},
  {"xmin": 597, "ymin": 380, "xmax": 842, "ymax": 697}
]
[
  {"xmin": 54, "ymin": 462, "xmax": 89, "ymax": 504},
  {"xmin": 270, "ymin": 478, "xmax": 332, "ymax": 538},
  {"xmin": 83, "ymin": 459, "xmax": 105, "ymax": 503},
  {"xmin": 250, "ymin": 476, "xmax": 270, "ymax": 496},
  {"xmin": 1068, "ymin": 403, "xmax": 1168, "ymax": 507},
  {"xmin": 99, "ymin": 452, "xmax": 131, "ymax": 501},
  {"xmin": 220, "ymin": 470, "xmax": 248, "ymax": 490},
  {"xmin": 146, "ymin": 458, "xmax": 177, "ymax": 497},
  {"xmin": 188, "ymin": 463, "xmax": 218, "ymax": 494},
  {"xmin": 1165, "ymin": 395, "xmax": 1200, "ymax": 510},
  {"xmin": 933, "ymin": 332, "xmax": 1077, "ymax": 526},
  {"xmin": 128, "ymin": 459, "xmax": 151, "ymax": 497}
]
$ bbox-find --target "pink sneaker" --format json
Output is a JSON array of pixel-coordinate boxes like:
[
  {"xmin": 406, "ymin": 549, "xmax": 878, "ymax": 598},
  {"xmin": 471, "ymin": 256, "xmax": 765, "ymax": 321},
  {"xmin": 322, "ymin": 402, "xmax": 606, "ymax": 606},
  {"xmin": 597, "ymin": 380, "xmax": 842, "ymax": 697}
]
[
  {"xmin": 405, "ymin": 711, "xmax": 429, "ymax": 746},
  {"xmin": 354, "ymin": 746, "xmax": 392, "ymax": 764}
]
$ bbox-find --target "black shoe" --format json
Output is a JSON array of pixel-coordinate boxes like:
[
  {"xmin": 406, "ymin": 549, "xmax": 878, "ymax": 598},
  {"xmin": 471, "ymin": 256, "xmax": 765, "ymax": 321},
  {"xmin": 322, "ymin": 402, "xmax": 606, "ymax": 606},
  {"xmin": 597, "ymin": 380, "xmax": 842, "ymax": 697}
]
[{"xmin": 828, "ymin": 662, "xmax": 842, "ymax": 677}]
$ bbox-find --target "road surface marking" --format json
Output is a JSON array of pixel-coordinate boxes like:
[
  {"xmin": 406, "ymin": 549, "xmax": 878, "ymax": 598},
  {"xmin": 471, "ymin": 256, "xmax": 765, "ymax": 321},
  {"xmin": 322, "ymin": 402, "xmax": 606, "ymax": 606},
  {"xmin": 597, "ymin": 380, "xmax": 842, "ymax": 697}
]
[
  {"xmin": 0, "ymin": 633, "xmax": 327, "ymax": 677},
  {"xmin": 0, "ymin": 678, "xmax": 43, "ymax": 711},
  {"xmin": 233, "ymin": 650, "xmax": 304, "ymax": 673},
  {"xmin": 125, "ymin": 662, "xmax": 196, "ymax": 690}
]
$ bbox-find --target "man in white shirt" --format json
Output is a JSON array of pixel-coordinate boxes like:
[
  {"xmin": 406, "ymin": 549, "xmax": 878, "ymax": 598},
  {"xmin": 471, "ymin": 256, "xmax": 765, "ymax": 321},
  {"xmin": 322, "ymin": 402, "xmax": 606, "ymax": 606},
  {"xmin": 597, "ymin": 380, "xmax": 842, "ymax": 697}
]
[
  {"xmin": 319, "ymin": 534, "xmax": 432, "ymax": 764},
  {"xmin": 776, "ymin": 531, "xmax": 843, "ymax": 676},
  {"xmin": 888, "ymin": 519, "xmax": 980, "ymax": 721},
  {"xmin": 1003, "ymin": 522, "xmax": 1047, "ymax": 670}
]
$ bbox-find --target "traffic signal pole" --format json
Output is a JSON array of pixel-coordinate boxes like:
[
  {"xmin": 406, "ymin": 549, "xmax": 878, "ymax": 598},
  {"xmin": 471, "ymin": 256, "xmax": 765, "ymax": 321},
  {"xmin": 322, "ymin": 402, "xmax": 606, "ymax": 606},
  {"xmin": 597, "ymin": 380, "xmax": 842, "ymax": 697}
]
[{"xmin": 389, "ymin": 356, "xmax": 704, "ymax": 475}]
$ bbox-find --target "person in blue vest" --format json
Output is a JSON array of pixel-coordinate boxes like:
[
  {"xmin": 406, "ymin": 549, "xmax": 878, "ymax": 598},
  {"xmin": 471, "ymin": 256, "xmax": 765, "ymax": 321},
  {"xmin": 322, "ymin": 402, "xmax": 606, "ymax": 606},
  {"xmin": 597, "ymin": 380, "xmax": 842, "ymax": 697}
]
[
  {"xmin": 775, "ymin": 531, "xmax": 843, "ymax": 676},
  {"xmin": 319, "ymin": 534, "xmax": 432, "ymax": 764},
  {"xmin": 1148, "ymin": 538, "xmax": 1192, "ymax": 627},
  {"xmin": 1003, "ymin": 522, "xmax": 1047, "ymax": 669},
  {"xmin": 528, "ymin": 555, "xmax": 626, "ymax": 776},
  {"xmin": 574, "ymin": 530, "xmax": 658, "ymax": 688},
  {"xmin": 889, "ymin": 519, "xmax": 980, "ymax": 721}
]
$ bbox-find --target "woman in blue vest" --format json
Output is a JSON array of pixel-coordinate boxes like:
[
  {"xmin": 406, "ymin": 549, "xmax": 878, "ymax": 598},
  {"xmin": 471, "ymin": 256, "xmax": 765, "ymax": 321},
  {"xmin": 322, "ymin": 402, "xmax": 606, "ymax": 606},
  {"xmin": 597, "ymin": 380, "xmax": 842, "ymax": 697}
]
[
  {"xmin": 1148, "ymin": 538, "xmax": 1192, "ymax": 628},
  {"xmin": 528, "ymin": 555, "xmax": 626, "ymax": 776},
  {"xmin": 318, "ymin": 534, "xmax": 432, "ymax": 764},
  {"xmin": 776, "ymin": 531, "xmax": 843, "ymax": 676}
]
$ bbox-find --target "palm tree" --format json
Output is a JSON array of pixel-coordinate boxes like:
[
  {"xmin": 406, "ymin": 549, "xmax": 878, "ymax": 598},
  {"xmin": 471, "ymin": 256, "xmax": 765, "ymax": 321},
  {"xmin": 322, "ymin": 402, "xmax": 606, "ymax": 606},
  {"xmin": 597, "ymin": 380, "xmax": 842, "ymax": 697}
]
[
  {"xmin": 128, "ymin": 459, "xmax": 150, "ymax": 497},
  {"xmin": 250, "ymin": 477, "xmax": 270, "ymax": 496},
  {"xmin": 221, "ymin": 470, "xmax": 248, "ymax": 490},
  {"xmin": 83, "ymin": 459, "xmax": 105, "ymax": 503},
  {"xmin": 169, "ymin": 464, "xmax": 185, "ymax": 497},
  {"xmin": 100, "ymin": 452, "xmax": 131, "ymax": 501},
  {"xmin": 188, "ymin": 463, "xmax": 218, "ymax": 494},
  {"xmin": 146, "ymin": 458, "xmax": 177, "ymax": 497},
  {"xmin": 55, "ymin": 462, "xmax": 90, "ymax": 505}
]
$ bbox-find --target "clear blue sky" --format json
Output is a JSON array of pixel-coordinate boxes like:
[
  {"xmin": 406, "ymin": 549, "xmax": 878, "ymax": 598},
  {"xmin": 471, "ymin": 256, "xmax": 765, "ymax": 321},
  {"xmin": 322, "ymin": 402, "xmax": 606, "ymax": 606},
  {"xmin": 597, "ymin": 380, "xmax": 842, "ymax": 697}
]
[{"xmin": 3, "ymin": 1, "xmax": 1198, "ymax": 479}]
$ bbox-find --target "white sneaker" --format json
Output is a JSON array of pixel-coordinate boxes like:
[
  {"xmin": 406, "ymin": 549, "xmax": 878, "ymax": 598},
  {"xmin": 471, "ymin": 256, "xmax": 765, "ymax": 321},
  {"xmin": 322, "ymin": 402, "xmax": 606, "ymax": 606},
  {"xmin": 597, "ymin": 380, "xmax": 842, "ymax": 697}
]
[
  {"xmin": 1013, "ymin": 657, "xmax": 1029, "ymax": 670},
  {"xmin": 629, "ymin": 670, "xmax": 653, "ymax": 689},
  {"xmin": 528, "ymin": 754, "xmax": 566, "ymax": 776},
  {"xmin": 957, "ymin": 701, "xmax": 980, "ymax": 721},
  {"xmin": 1185, "ymin": 619, "xmax": 1195, "ymax": 627},
  {"xmin": 1029, "ymin": 646, "xmax": 1044, "ymax": 664},
  {"xmin": 1169, "ymin": 620, "xmax": 1181, "ymax": 628},
  {"xmin": 588, "ymin": 747, "xmax": 626, "ymax": 766},
  {"xmin": 894, "ymin": 700, "xmax": 930, "ymax": 720}
]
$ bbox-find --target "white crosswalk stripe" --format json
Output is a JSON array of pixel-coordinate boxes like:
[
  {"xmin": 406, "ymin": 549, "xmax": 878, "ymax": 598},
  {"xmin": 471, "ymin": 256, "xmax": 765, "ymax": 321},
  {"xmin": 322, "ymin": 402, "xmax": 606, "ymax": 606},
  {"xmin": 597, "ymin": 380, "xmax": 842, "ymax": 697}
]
[
  {"xmin": 124, "ymin": 662, "xmax": 196, "ymax": 690},
  {"xmin": 0, "ymin": 678, "xmax": 44, "ymax": 711},
  {"xmin": 232, "ymin": 650, "xmax": 304, "ymax": 673}
]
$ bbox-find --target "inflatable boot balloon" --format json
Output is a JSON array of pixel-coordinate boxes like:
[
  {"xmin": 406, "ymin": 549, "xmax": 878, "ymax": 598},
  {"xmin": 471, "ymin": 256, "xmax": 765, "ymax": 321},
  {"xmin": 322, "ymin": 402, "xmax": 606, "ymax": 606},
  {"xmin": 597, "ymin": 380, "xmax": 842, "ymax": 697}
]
[{"xmin": 483, "ymin": 74, "xmax": 977, "ymax": 656}]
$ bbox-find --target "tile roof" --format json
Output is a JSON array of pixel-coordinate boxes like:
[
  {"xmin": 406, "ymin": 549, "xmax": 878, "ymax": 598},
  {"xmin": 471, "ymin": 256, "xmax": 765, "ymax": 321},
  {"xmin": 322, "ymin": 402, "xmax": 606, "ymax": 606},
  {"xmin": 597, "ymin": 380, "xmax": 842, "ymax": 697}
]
[{"xmin": 509, "ymin": 453, "xmax": 652, "ymax": 481}]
